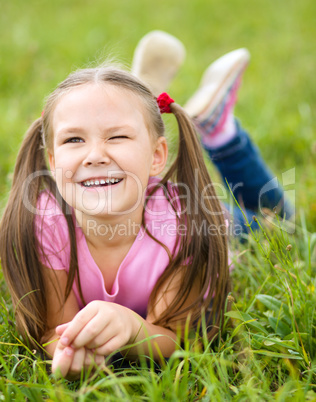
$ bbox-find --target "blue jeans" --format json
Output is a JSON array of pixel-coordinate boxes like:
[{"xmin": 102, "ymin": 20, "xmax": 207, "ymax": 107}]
[{"xmin": 203, "ymin": 120, "xmax": 294, "ymax": 235}]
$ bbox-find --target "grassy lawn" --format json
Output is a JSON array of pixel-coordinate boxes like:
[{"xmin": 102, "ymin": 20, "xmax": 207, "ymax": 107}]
[{"xmin": 0, "ymin": 0, "xmax": 315, "ymax": 400}]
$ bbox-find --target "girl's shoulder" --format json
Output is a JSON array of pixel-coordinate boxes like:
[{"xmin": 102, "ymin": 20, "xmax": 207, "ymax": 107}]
[
  {"xmin": 36, "ymin": 190, "xmax": 62, "ymax": 211},
  {"xmin": 144, "ymin": 177, "xmax": 181, "ymax": 223},
  {"xmin": 34, "ymin": 191, "xmax": 71, "ymax": 270},
  {"xmin": 34, "ymin": 190, "xmax": 69, "ymax": 238}
]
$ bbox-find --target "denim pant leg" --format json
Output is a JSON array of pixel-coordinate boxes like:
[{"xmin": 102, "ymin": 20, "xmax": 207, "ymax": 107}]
[{"xmin": 203, "ymin": 120, "xmax": 293, "ymax": 234}]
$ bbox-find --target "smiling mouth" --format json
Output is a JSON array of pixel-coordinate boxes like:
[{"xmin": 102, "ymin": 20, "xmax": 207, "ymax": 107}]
[{"xmin": 81, "ymin": 178, "xmax": 123, "ymax": 187}]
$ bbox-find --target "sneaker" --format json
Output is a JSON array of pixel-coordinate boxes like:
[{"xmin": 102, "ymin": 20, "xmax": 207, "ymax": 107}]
[
  {"xmin": 131, "ymin": 30, "xmax": 186, "ymax": 96},
  {"xmin": 183, "ymin": 48, "xmax": 250, "ymax": 137}
]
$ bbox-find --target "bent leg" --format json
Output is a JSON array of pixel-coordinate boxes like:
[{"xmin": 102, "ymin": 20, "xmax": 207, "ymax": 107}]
[{"xmin": 206, "ymin": 121, "xmax": 294, "ymax": 232}]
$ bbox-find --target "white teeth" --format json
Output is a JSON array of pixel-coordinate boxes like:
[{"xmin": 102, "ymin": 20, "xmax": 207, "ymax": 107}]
[{"xmin": 82, "ymin": 178, "xmax": 121, "ymax": 186}]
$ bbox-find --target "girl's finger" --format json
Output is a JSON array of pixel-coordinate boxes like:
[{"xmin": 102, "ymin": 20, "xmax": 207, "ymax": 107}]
[
  {"xmin": 70, "ymin": 315, "xmax": 109, "ymax": 349},
  {"xmin": 94, "ymin": 335, "xmax": 125, "ymax": 356},
  {"xmin": 52, "ymin": 345, "xmax": 74, "ymax": 378},
  {"xmin": 85, "ymin": 325, "xmax": 116, "ymax": 350},
  {"xmin": 56, "ymin": 322, "xmax": 70, "ymax": 335},
  {"xmin": 59, "ymin": 303, "xmax": 99, "ymax": 346},
  {"xmin": 94, "ymin": 354, "xmax": 105, "ymax": 366},
  {"xmin": 84, "ymin": 349, "xmax": 94, "ymax": 367},
  {"xmin": 84, "ymin": 350, "xmax": 105, "ymax": 369},
  {"xmin": 68, "ymin": 347, "xmax": 86, "ymax": 378},
  {"xmin": 85, "ymin": 319, "xmax": 129, "ymax": 351}
]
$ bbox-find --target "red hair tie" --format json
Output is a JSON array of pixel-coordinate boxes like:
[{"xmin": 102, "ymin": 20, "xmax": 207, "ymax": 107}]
[{"xmin": 157, "ymin": 92, "xmax": 175, "ymax": 114}]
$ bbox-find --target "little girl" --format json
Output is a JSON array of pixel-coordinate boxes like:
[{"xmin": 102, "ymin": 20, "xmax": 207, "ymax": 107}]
[
  {"xmin": 0, "ymin": 35, "xmax": 292, "ymax": 379},
  {"xmin": 0, "ymin": 65, "xmax": 229, "ymax": 378}
]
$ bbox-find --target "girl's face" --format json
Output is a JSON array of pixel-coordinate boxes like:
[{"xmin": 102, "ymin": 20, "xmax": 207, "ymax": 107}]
[{"xmin": 48, "ymin": 83, "xmax": 167, "ymax": 222}]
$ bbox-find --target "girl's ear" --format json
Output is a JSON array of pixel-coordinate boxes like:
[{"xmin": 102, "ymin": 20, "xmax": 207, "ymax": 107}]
[
  {"xmin": 48, "ymin": 151, "xmax": 55, "ymax": 174},
  {"xmin": 150, "ymin": 136, "xmax": 168, "ymax": 176}
]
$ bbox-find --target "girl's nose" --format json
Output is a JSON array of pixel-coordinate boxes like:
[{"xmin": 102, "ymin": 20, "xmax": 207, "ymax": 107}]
[{"xmin": 82, "ymin": 144, "xmax": 111, "ymax": 167}]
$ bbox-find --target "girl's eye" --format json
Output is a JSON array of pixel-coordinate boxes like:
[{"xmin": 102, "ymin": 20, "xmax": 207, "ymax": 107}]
[
  {"xmin": 109, "ymin": 135, "xmax": 128, "ymax": 141},
  {"xmin": 66, "ymin": 137, "xmax": 84, "ymax": 143}
]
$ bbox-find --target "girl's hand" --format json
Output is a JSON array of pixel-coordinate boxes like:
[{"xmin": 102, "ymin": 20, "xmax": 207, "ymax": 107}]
[
  {"xmin": 52, "ymin": 338, "xmax": 105, "ymax": 379},
  {"xmin": 55, "ymin": 301, "xmax": 138, "ymax": 356}
]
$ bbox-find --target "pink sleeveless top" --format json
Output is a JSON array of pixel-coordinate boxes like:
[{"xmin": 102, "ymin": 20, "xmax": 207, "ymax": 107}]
[{"xmin": 35, "ymin": 178, "xmax": 180, "ymax": 318}]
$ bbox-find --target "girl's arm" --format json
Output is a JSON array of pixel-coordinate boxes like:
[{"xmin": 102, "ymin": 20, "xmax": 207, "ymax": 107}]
[
  {"xmin": 41, "ymin": 267, "xmax": 80, "ymax": 355},
  {"xmin": 56, "ymin": 301, "xmax": 178, "ymax": 360},
  {"xmin": 55, "ymin": 268, "xmax": 200, "ymax": 361},
  {"xmin": 42, "ymin": 267, "xmax": 104, "ymax": 378}
]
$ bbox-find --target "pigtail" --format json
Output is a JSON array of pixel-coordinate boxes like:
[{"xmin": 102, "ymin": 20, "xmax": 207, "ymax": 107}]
[
  {"xmin": 0, "ymin": 119, "xmax": 49, "ymax": 345},
  {"xmin": 149, "ymin": 103, "xmax": 230, "ymax": 341},
  {"xmin": 0, "ymin": 118, "xmax": 82, "ymax": 348}
]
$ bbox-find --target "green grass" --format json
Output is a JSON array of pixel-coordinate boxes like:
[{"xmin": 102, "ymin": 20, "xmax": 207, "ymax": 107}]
[
  {"xmin": 1, "ymin": 0, "xmax": 315, "ymax": 400},
  {"xmin": 1, "ymin": 217, "xmax": 315, "ymax": 400}
]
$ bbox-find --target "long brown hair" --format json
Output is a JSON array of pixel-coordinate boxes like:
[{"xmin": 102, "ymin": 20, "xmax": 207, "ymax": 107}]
[
  {"xmin": 0, "ymin": 66, "xmax": 229, "ymax": 348},
  {"xmin": 146, "ymin": 102, "xmax": 229, "ymax": 340}
]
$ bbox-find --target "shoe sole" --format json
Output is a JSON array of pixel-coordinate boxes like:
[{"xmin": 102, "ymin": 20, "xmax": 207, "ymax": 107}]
[
  {"xmin": 131, "ymin": 30, "xmax": 186, "ymax": 95},
  {"xmin": 184, "ymin": 48, "xmax": 250, "ymax": 118}
]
